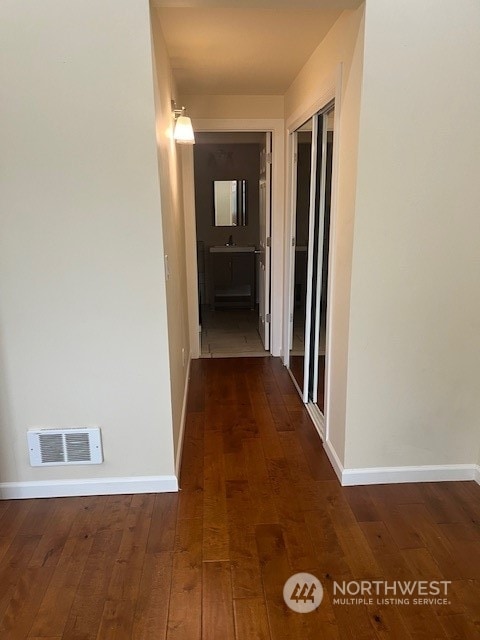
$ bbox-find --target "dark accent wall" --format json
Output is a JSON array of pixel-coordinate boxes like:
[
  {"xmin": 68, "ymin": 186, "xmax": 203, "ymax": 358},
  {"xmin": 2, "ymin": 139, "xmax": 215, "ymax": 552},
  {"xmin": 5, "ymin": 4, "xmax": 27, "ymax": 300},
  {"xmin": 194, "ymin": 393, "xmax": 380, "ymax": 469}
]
[{"xmin": 194, "ymin": 143, "xmax": 260, "ymax": 304}]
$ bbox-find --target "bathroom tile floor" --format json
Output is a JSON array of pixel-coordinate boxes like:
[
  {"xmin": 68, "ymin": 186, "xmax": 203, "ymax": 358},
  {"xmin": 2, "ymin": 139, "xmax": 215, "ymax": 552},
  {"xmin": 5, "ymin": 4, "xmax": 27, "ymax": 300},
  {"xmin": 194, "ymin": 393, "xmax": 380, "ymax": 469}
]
[{"xmin": 200, "ymin": 307, "xmax": 268, "ymax": 358}]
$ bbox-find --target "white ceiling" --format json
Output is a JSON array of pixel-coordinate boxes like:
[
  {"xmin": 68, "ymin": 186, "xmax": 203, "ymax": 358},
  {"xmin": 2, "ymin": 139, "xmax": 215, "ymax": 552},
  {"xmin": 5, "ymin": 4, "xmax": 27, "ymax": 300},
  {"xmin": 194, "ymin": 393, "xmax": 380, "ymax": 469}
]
[{"xmin": 154, "ymin": 1, "xmax": 362, "ymax": 95}]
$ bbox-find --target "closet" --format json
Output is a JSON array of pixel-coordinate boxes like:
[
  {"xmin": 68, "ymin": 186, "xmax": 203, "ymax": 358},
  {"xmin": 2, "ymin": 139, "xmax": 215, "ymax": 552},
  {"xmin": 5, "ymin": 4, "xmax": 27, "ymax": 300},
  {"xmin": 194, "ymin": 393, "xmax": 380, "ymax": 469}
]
[{"xmin": 289, "ymin": 103, "xmax": 335, "ymax": 415}]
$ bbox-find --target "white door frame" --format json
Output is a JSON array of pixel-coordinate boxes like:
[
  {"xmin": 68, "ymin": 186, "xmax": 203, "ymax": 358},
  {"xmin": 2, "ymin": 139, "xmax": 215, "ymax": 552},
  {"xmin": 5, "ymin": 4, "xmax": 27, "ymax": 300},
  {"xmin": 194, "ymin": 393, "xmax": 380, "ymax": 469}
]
[
  {"xmin": 258, "ymin": 132, "xmax": 272, "ymax": 350},
  {"xmin": 182, "ymin": 118, "xmax": 285, "ymax": 358}
]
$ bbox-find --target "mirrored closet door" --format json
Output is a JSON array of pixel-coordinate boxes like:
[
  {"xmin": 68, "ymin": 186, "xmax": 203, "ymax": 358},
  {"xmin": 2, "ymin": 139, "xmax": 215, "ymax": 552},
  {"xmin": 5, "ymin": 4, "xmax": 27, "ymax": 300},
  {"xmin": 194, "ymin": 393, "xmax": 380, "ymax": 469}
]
[{"xmin": 289, "ymin": 103, "xmax": 335, "ymax": 414}]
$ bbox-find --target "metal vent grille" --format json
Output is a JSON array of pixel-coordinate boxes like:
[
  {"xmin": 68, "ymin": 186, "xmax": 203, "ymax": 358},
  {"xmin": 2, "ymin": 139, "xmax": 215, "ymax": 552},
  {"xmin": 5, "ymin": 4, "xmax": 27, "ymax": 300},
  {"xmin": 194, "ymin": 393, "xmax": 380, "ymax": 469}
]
[
  {"xmin": 65, "ymin": 432, "xmax": 91, "ymax": 462},
  {"xmin": 39, "ymin": 433, "xmax": 64, "ymax": 463},
  {"xmin": 28, "ymin": 428, "xmax": 103, "ymax": 466}
]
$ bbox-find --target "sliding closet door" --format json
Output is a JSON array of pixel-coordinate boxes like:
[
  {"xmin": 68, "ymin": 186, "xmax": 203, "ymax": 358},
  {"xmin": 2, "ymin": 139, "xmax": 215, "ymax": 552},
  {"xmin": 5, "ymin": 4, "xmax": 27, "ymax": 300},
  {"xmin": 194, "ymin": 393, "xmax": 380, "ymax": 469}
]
[
  {"xmin": 289, "ymin": 118, "xmax": 313, "ymax": 392},
  {"xmin": 289, "ymin": 103, "xmax": 334, "ymax": 412},
  {"xmin": 303, "ymin": 114, "xmax": 322, "ymax": 403},
  {"xmin": 314, "ymin": 108, "xmax": 334, "ymax": 410},
  {"xmin": 308, "ymin": 104, "xmax": 334, "ymax": 409}
]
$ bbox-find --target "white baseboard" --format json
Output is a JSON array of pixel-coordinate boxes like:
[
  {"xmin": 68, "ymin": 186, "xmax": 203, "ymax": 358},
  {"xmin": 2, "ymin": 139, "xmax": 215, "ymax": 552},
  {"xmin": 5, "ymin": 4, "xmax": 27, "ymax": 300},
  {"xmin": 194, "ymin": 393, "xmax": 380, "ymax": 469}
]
[
  {"xmin": 175, "ymin": 356, "xmax": 191, "ymax": 480},
  {"xmin": 323, "ymin": 439, "xmax": 344, "ymax": 483},
  {"xmin": 474, "ymin": 465, "xmax": 480, "ymax": 486},
  {"xmin": 342, "ymin": 464, "xmax": 478, "ymax": 486},
  {"xmin": 322, "ymin": 440, "xmax": 480, "ymax": 487},
  {"xmin": 0, "ymin": 475, "xmax": 179, "ymax": 500}
]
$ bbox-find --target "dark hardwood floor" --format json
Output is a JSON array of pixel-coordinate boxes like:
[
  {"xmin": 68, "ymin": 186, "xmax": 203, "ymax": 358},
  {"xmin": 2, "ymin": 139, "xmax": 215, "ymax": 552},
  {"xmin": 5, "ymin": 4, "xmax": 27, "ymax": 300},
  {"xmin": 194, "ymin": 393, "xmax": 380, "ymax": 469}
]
[{"xmin": 0, "ymin": 357, "xmax": 479, "ymax": 638}]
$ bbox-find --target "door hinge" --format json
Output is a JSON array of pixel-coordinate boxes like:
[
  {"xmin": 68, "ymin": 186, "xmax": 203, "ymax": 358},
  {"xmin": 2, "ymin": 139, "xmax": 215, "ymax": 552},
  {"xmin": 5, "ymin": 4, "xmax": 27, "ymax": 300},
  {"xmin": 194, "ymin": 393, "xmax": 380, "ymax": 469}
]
[
  {"xmin": 294, "ymin": 152, "xmax": 298, "ymax": 163},
  {"xmin": 290, "ymin": 312, "xmax": 293, "ymax": 322},
  {"xmin": 266, "ymin": 313, "xmax": 271, "ymax": 323},
  {"xmin": 266, "ymin": 236, "xmax": 271, "ymax": 248},
  {"xmin": 266, "ymin": 152, "xmax": 272, "ymax": 164},
  {"xmin": 291, "ymin": 236, "xmax": 295, "ymax": 247}
]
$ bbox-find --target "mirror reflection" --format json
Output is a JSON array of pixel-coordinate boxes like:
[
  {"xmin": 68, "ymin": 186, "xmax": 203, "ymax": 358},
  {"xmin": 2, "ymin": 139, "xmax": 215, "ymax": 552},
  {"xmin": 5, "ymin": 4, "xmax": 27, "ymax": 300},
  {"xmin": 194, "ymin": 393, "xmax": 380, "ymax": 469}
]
[
  {"xmin": 316, "ymin": 106, "xmax": 334, "ymax": 411},
  {"xmin": 213, "ymin": 180, "xmax": 247, "ymax": 226},
  {"xmin": 289, "ymin": 118, "xmax": 313, "ymax": 390}
]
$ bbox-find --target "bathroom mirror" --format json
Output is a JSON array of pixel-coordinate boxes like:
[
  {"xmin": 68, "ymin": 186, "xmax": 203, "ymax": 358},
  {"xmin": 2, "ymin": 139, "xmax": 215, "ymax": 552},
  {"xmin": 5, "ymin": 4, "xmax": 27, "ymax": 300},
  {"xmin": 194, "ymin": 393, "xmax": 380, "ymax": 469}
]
[{"xmin": 213, "ymin": 180, "xmax": 247, "ymax": 226}]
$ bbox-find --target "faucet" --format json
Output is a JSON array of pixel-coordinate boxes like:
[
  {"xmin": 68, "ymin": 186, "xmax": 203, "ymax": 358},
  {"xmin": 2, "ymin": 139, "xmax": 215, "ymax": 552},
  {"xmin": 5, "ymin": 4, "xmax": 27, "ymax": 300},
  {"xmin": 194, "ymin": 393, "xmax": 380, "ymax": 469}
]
[{"xmin": 227, "ymin": 234, "xmax": 234, "ymax": 246}]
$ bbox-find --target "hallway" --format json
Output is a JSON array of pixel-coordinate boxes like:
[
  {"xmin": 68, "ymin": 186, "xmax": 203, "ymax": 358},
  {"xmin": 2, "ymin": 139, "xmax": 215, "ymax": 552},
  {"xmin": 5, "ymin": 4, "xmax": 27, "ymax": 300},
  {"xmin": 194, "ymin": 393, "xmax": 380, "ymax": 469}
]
[
  {"xmin": 179, "ymin": 358, "xmax": 480, "ymax": 638},
  {"xmin": 0, "ymin": 358, "xmax": 479, "ymax": 638}
]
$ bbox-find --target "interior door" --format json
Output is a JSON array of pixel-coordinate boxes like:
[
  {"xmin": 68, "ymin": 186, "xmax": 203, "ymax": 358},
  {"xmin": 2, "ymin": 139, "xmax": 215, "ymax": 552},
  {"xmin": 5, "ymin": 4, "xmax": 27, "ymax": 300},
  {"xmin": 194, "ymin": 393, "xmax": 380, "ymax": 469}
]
[
  {"xmin": 289, "ymin": 118, "xmax": 313, "ymax": 392},
  {"xmin": 288, "ymin": 102, "xmax": 334, "ymax": 410},
  {"xmin": 258, "ymin": 132, "xmax": 272, "ymax": 349},
  {"xmin": 302, "ymin": 115, "xmax": 321, "ymax": 402},
  {"xmin": 313, "ymin": 107, "xmax": 334, "ymax": 411}
]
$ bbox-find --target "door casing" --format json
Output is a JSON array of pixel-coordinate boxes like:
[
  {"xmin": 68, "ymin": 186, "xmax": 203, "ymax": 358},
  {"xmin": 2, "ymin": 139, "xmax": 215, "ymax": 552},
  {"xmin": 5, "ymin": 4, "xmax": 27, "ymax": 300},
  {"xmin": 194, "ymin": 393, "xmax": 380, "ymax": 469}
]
[{"xmin": 182, "ymin": 118, "xmax": 285, "ymax": 358}]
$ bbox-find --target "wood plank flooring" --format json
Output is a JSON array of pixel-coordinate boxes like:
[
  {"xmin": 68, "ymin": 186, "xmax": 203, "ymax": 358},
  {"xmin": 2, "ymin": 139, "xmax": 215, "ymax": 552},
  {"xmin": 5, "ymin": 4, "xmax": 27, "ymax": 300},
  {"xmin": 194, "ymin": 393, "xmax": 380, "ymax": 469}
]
[{"xmin": 0, "ymin": 357, "xmax": 479, "ymax": 638}]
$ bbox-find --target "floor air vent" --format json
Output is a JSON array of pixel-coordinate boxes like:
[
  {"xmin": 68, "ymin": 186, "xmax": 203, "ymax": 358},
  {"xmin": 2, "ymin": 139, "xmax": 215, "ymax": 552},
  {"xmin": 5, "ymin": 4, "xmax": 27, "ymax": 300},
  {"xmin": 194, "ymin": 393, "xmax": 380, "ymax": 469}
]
[{"xmin": 27, "ymin": 427, "xmax": 103, "ymax": 466}]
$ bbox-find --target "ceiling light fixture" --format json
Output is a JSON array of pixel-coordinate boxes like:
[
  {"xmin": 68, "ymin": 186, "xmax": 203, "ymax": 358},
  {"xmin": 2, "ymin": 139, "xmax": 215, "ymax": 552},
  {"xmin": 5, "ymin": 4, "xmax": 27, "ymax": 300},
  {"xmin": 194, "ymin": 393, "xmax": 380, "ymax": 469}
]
[{"xmin": 172, "ymin": 101, "xmax": 195, "ymax": 145}]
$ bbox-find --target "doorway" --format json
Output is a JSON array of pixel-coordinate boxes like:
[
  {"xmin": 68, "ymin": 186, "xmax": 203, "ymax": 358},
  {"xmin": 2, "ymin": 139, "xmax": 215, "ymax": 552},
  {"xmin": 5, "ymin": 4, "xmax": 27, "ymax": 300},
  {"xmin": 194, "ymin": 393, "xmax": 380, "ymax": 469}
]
[
  {"xmin": 192, "ymin": 131, "xmax": 272, "ymax": 358},
  {"xmin": 288, "ymin": 103, "xmax": 335, "ymax": 418}
]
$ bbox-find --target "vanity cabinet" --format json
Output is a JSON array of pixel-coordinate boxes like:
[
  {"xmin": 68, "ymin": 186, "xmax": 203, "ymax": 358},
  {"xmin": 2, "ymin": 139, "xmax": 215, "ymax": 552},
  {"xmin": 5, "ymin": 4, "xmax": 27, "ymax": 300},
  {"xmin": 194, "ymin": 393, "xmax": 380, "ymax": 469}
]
[{"xmin": 210, "ymin": 247, "xmax": 255, "ymax": 309}]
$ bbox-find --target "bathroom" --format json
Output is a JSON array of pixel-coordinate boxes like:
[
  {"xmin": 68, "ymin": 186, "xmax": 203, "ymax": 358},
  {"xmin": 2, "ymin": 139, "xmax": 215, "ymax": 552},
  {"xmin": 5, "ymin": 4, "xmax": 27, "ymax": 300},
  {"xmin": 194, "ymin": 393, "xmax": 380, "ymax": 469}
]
[{"xmin": 193, "ymin": 132, "xmax": 270, "ymax": 357}]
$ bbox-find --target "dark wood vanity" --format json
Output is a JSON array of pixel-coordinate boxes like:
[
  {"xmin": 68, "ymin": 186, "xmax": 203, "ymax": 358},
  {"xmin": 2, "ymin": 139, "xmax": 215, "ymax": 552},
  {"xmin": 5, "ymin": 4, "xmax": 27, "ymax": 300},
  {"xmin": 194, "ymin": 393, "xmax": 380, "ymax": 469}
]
[{"xmin": 209, "ymin": 246, "xmax": 255, "ymax": 309}]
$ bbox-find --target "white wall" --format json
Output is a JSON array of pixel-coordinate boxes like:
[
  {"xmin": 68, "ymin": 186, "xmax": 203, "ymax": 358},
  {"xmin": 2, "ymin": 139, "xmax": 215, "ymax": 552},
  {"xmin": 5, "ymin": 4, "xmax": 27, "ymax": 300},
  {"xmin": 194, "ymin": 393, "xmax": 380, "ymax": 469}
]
[
  {"xmin": 284, "ymin": 7, "xmax": 366, "ymax": 465},
  {"xmin": 345, "ymin": 0, "xmax": 480, "ymax": 469},
  {"xmin": 0, "ymin": 0, "xmax": 176, "ymax": 490},
  {"xmin": 150, "ymin": 10, "xmax": 191, "ymax": 471}
]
